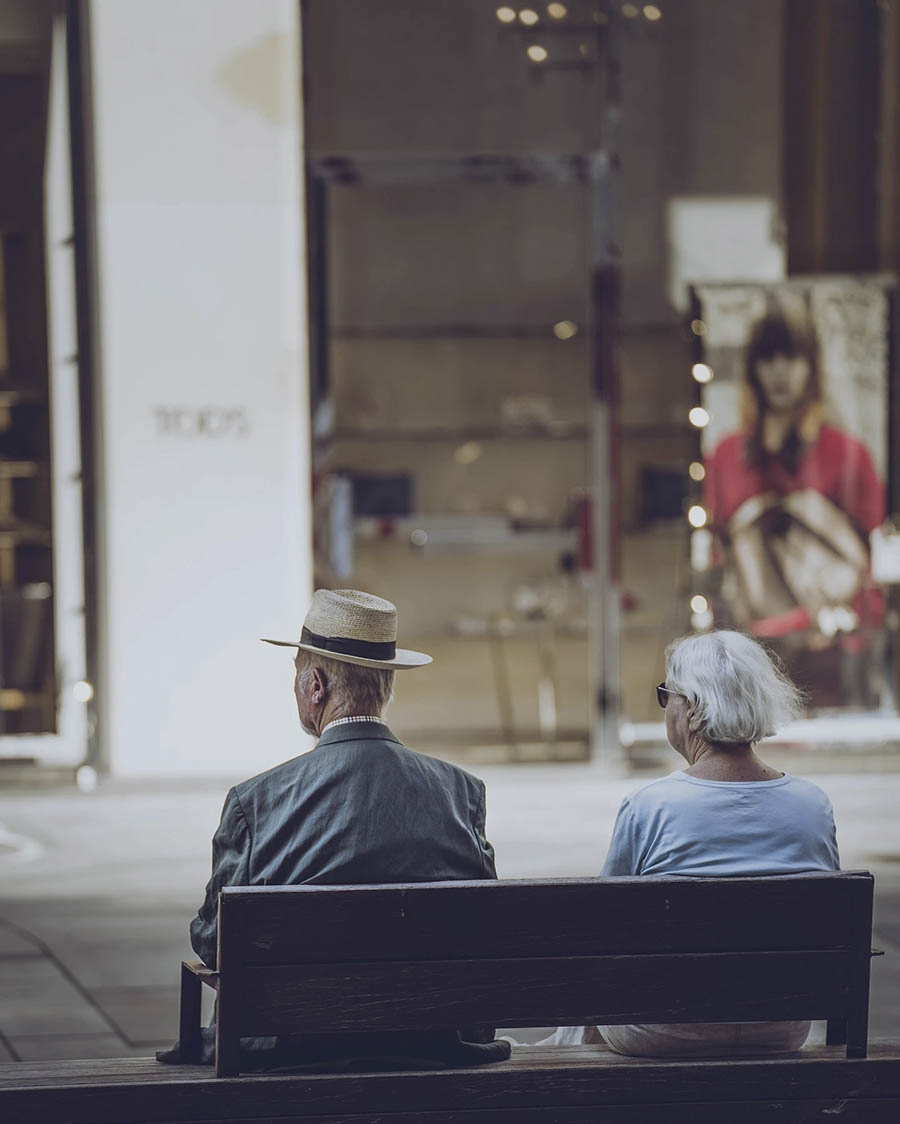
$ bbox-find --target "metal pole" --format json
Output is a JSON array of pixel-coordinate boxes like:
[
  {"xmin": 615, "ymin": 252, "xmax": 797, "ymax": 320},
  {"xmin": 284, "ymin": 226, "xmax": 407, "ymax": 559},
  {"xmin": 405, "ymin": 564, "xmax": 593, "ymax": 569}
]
[
  {"xmin": 66, "ymin": 0, "xmax": 104, "ymax": 771},
  {"xmin": 588, "ymin": 4, "xmax": 623, "ymax": 770}
]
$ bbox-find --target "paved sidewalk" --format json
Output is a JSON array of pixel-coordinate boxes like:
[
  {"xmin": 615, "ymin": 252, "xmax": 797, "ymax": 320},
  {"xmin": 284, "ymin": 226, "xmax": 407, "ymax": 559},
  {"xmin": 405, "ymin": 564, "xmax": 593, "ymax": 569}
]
[{"xmin": 0, "ymin": 761, "xmax": 899, "ymax": 1061}]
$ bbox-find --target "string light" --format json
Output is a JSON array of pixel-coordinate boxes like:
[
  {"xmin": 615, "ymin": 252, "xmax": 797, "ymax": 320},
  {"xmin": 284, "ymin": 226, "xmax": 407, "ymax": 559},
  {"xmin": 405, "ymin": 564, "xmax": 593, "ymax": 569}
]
[
  {"xmin": 689, "ymin": 461, "xmax": 706, "ymax": 482},
  {"xmin": 691, "ymin": 606, "xmax": 714, "ymax": 632},
  {"xmin": 691, "ymin": 528, "xmax": 712, "ymax": 572},
  {"xmin": 644, "ymin": 4, "xmax": 662, "ymax": 19},
  {"xmin": 454, "ymin": 441, "xmax": 483, "ymax": 465},
  {"xmin": 689, "ymin": 406, "xmax": 710, "ymax": 428},
  {"xmin": 688, "ymin": 505, "xmax": 708, "ymax": 528},
  {"xmin": 622, "ymin": 3, "xmax": 640, "ymax": 17},
  {"xmin": 496, "ymin": 0, "xmax": 600, "ymax": 75},
  {"xmin": 553, "ymin": 320, "xmax": 579, "ymax": 340},
  {"xmin": 76, "ymin": 765, "xmax": 98, "ymax": 792},
  {"xmin": 690, "ymin": 594, "xmax": 709, "ymax": 614},
  {"xmin": 692, "ymin": 362, "xmax": 713, "ymax": 384},
  {"xmin": 690, "ymin": 319, "xmax": 707, "ymax": 336}
]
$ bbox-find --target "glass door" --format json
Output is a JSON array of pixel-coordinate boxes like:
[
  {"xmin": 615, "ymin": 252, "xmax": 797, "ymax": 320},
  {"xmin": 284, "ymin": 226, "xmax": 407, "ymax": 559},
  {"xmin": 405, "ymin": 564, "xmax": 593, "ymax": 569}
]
[{"xmin": 302, "ymin": 0, "xmax": 618, "ymax": 761}]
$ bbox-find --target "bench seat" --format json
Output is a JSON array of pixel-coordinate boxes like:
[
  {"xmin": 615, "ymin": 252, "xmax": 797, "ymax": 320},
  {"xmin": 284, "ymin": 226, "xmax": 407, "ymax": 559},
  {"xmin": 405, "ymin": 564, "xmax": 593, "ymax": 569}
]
[{"xmin": 3, "ymin": 1043, "xmax": 900, "ymax": 1123}]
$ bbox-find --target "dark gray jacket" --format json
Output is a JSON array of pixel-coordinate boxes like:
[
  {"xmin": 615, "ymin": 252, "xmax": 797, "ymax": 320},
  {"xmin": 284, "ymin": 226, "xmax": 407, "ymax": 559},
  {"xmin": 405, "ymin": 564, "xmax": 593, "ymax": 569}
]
[
  {"xmin": 161, "ymin": 721, "xmax": 506, "ymax": 1069},
  {"xmin": 190, "ymin": 720, "xmax": 497, "ymax": 967}
]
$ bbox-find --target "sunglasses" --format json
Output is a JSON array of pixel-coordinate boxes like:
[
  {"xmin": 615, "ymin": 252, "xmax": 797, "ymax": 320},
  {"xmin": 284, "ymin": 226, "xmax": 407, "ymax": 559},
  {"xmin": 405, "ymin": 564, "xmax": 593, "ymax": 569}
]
[{"xmin": 656, "ymin": 682, "xmax": 676, "ymax": 709}]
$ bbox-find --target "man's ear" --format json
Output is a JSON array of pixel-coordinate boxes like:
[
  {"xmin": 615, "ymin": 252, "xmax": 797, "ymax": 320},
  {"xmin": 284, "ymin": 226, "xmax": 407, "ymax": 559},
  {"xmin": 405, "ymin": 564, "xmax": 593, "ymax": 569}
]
[{"xmin": 311, "ymin": 666, "xmax": 328, "ymax": 700}]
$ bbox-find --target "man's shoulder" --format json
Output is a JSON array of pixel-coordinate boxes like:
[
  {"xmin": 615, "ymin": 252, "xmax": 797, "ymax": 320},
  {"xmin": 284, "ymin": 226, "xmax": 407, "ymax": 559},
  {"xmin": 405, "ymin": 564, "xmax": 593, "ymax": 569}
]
[
  {"xmin": 418, "ymin": 748, "xmax": 485, "ymax": 791},
  {"xmin": 232, "ymin": 752, "xmax": 312, "ymax": 800},
  {"xmin": 381, "ymin": 734, "xmax": 484, "ymax": 792},
  {"xmin": 232, "ymin": 725, "xmax": 404, "ymax": 794},
  {"xmin": 231, "ymin": 733, "xmax": 484, "ymax": 798}
]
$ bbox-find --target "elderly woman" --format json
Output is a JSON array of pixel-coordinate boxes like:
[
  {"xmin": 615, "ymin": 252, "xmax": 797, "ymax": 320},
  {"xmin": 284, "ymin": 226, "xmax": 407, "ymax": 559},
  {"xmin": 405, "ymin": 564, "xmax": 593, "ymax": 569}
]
[{"xmin": 556, "ymin": 629, "xmax": 840, "ymax": 1057}]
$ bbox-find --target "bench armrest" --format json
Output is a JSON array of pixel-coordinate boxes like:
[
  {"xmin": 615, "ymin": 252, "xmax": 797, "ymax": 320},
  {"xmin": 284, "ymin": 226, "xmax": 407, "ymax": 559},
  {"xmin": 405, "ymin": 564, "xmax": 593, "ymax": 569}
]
[
  {"xmin": 182, "ymin": 960, "xmax": 220, "ymax": 987},
  {"xmin": 179, "ymin": 962, "xmax": 219, "ymax": 1064}
]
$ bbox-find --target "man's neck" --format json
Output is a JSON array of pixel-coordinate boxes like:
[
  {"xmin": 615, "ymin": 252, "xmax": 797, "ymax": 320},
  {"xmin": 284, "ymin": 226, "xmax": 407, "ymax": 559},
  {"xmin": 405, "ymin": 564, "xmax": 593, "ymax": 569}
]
[{"xmin": 317, "ymin": 707, "xmax": 383, "ymax": 737}]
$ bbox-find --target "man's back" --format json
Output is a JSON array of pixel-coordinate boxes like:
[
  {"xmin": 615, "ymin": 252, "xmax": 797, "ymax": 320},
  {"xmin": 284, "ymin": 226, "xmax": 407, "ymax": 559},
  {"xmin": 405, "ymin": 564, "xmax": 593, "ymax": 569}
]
[
  {"xmin": 190, "ymin": 721, "xmax": 495, "ymax": 967},
  {"xmin": 238, "ymin": 721, "xmax": 494, "ymax": 886}
]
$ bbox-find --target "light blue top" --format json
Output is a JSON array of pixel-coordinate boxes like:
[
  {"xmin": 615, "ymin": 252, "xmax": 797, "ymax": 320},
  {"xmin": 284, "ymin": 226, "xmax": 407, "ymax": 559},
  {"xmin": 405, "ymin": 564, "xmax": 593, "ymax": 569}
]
[{"xmin": 601, "ymin": 771, "xmax": 840, "ymax": 877}]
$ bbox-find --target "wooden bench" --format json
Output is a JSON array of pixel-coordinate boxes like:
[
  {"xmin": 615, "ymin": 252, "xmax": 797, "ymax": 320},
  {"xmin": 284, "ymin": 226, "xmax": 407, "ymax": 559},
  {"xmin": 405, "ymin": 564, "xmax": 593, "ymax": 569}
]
[{"xmin": 2, "ymin": 871, "xmax": 899, "ymax": 1123}]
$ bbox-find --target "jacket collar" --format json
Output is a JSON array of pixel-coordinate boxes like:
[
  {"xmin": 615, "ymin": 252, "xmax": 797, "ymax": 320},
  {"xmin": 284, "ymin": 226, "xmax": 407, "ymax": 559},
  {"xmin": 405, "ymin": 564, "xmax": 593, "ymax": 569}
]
[{"xmin": 314, "ymin": 719, "xmax": 403, "ymax": 750}]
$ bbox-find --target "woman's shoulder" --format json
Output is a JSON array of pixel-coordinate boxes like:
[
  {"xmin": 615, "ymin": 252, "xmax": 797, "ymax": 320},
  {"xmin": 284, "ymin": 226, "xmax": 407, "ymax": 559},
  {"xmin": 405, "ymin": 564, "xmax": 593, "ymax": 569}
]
[
  {"xmin": 778, "ymin": 773, "xmax": 834, "ymax": 806},
  {"xmin": 625, "ymin": 771, "xmax": 832, "ymax": 805},
  {"xmin": 621, "ymin": 772, "xmax": 697, "ymax": 809},
  {"xmin": 709, "ymin": 431, "xmax": 746, "ymax": 464},
  {"xmin": 817, "ymin": 423, "xmax": 875, "ymax": 462}
]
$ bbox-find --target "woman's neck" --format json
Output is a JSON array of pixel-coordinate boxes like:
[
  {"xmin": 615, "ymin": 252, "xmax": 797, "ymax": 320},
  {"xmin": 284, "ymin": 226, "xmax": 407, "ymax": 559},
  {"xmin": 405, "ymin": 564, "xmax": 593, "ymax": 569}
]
[
  {"xmin": 684, "ymin": 739, "xmax": 783, "ymax": 782},
  {"xmin": 761, "ymin": 412, "xmax": 796, "ymax": 454}
]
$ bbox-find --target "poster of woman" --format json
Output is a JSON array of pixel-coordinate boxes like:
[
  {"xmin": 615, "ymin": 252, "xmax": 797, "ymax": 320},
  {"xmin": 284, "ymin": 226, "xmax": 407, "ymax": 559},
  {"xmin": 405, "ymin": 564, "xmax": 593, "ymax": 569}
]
[{"xmin": 694, "ymin": 280, "xmax": 890, "ymax": 710}]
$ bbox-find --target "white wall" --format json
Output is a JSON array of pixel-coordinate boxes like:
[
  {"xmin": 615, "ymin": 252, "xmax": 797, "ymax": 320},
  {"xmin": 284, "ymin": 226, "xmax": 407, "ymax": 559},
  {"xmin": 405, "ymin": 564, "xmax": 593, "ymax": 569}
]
[{"xmin": 90, "ymin": 0, "xmax": 311, "ymax": 774}]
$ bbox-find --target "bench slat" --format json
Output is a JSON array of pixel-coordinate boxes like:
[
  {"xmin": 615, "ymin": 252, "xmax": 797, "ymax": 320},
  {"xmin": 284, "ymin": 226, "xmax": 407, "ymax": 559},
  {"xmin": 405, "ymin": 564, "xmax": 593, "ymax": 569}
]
[
  {"xmin": 3, "ymin": 1046, "xmax": 900, "ymax": 1123},
  {"xmin": 110, "ymin": 1101, "xmax": 900, "ymax": 1124},
  {"xmin": 223, "ymin": 874, "xmax": 872, "ymax": 965},
  {"xmin": 39, "ymin": 1099, "xmax": 900, "ymax": 1124},
  {"xmin": 237, "ymin": 950, "xmax": 849, "ymax": 1035}
]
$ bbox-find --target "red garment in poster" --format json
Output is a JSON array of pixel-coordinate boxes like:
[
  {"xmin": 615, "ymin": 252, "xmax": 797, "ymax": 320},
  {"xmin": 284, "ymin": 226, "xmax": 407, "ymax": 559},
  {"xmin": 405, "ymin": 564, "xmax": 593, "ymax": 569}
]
[
  {"xmin": 704, "ymin": 425, "xmax": 885, "ymax": 641},
  {"xmin": 706, "ymin": 425, "xmax": 884, "ymax": 537}
]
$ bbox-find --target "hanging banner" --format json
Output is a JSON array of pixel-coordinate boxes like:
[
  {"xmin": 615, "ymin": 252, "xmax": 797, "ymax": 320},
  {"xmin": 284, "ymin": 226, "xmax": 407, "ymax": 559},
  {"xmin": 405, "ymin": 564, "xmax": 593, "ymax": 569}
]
[{"xmin": 694, "ymin": 278, "xmax": 891, "ymax": 710}]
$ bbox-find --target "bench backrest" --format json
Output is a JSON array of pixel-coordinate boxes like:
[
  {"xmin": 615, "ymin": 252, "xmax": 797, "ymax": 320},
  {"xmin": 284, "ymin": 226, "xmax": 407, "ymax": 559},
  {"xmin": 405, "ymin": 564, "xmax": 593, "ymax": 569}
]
[{"xmin": 214, "ymin": 872, "xmax": 873, "ymax": 1073}]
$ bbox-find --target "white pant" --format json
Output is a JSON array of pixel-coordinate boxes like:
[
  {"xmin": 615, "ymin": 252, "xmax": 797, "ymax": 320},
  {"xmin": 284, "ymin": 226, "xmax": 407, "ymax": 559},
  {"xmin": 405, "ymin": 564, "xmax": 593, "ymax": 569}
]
[{"xmin": 552, "ymin": 1020, "xmax": 811, "ymax": 1057}]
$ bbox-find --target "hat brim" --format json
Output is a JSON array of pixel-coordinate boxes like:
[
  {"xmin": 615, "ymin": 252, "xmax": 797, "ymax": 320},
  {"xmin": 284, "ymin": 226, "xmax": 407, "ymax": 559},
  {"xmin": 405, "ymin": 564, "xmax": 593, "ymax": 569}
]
[{"xmin": 260, "ymin": 637, "xmax": 432, "ymax": 670}]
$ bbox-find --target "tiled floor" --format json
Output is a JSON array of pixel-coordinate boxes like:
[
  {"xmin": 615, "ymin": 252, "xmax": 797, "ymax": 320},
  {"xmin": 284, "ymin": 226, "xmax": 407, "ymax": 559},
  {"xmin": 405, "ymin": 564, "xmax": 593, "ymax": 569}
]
[
  {"xmin": 9, "ymin": 1034, "xmax": 152, "ymax": 1062},
  {"xmin": 0, "ymin": 957, "xmax": 110, "ymax": 1038}
]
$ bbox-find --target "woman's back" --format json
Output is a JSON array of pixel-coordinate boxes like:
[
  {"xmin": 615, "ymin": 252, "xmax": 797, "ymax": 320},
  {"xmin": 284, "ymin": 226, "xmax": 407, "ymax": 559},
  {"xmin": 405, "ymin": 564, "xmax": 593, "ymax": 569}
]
[{"xmin": 601, "ymin": 771, "xmax": 839, "ymax": 878}]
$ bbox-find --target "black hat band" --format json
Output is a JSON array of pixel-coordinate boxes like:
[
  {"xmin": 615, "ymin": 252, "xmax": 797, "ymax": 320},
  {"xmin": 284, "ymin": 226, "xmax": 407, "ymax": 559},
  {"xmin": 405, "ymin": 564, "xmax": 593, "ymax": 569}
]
[{"xmin": 301, "ymin": 626, "xmax": 396, "ymax": 661}]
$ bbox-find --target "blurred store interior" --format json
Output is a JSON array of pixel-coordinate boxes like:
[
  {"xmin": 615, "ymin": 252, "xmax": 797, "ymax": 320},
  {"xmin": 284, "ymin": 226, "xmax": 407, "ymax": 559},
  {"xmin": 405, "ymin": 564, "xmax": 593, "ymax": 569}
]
[{"xmin": 0, "ymin": 0, "xmax": 899, "ymax": 776}]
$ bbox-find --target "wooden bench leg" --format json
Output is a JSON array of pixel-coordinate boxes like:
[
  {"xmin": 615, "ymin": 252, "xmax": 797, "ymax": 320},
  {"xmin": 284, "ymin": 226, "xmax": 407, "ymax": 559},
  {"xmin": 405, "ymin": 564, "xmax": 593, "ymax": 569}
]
[
  {"xmin": 215, "ymin": 986, "xmax": 241, "ymax": 1077},
  {"xmin": 179, "ymin": 962, "xmax": 203, "ymax": 1063},
  {"xmin": 826, "ymin": 1017, "xmax": 847, "ymax": 1046},
  {"xmin": 846, "ymin": 1011, "xmax": 870, "ymax": 1059}
]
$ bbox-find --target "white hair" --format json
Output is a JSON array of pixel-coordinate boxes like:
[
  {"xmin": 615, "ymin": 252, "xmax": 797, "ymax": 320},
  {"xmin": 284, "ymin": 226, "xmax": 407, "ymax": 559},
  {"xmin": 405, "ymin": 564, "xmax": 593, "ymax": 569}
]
[
  {"xmin": 665, "ymin": 630, "xmax": 803, "ymax": 745},
  {"xmin": 299, "ymin": 652, "xmax": 394, "ymax": 715}
]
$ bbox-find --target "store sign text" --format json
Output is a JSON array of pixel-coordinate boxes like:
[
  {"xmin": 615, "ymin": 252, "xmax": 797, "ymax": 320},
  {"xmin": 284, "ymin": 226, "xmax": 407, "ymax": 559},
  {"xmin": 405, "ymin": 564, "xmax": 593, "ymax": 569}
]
[{"xmin": 155, "ymin": 407, "xmax": 250, "ymax": 438}]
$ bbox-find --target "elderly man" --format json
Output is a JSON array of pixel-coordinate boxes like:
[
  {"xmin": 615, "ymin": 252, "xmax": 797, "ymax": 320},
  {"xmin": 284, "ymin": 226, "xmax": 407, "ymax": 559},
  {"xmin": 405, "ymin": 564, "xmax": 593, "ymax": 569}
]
[{"xmin": 159, "ymin": 588, "xmax": 506, "ymax": 1069}]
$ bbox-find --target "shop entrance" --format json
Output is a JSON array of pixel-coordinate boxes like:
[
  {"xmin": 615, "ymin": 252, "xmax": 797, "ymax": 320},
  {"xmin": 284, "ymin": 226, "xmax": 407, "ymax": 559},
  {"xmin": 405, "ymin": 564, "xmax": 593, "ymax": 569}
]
[
  {"xmin": 0, "ymin": 2, "xmax": 91, "ymax": 773},
  {"xmin": 302, "ymin": 1, "xmax": 621, "ymax": 762}
]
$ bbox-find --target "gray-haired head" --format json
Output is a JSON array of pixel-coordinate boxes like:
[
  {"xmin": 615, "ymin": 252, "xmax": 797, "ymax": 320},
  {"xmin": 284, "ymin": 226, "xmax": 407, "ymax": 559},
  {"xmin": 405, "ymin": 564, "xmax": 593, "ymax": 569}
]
[
  {"xmin": 665, "ymin": 630, "xmax": 803, "ymax": 745},
  {"xmin": 296, "ymin": 650, "xmax": 395, "ymax": 718}
]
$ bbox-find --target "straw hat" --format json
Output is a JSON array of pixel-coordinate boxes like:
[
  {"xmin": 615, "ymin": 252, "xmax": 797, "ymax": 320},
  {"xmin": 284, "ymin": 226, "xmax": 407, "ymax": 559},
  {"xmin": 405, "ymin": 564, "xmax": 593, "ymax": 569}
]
[{"xmin": 261, "ymin": 588, "xmax": 432, "ymax": 670}]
